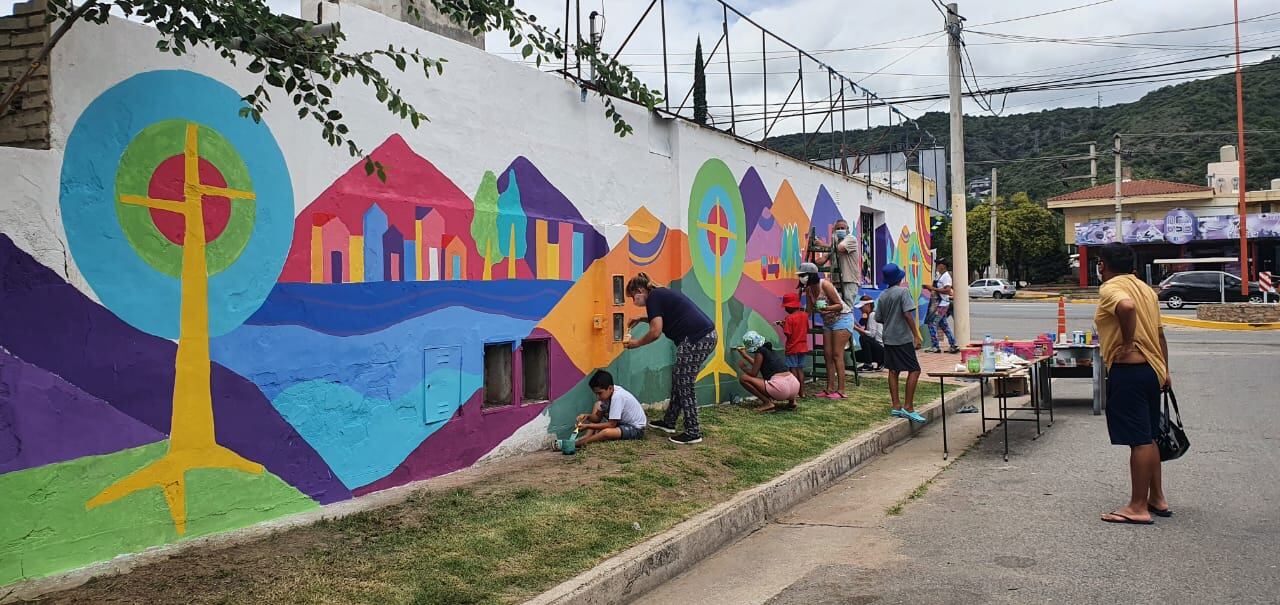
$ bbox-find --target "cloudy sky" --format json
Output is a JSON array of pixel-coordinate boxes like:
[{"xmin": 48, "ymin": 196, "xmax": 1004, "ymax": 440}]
[{"xmin": 7, "ymin": 0, "xmax": 1278, "ymax": 135}]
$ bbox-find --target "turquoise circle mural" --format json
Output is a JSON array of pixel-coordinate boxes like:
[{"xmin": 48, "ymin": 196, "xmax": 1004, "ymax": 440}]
[
  {"xmin": 59, "ymin": 70, "xmax": 293, "ymax": 338},
  {"xmin": 687, "ymin": 158, "xmax": 746, "ymax": 301}
]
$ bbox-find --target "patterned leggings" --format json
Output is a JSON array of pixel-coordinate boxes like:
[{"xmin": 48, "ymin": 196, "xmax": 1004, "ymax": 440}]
[
  {"xmin": 927, "ymin": 307, "xmax": 956, "ymax": 348},
  {"xmin": 662, "ymin": 331, "xmax": 718, "ymax": 438}
]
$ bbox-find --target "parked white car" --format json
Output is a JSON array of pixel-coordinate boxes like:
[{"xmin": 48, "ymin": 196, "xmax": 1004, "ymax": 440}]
[{"xmin": 969, "ymin": 278, "xmax": 1018, "ymax": 299}]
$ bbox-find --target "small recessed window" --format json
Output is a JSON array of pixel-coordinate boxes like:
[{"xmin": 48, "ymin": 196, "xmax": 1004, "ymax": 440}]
[
  {"xmin": 613, "ymin": 313, "xmax": 625, "ymax": 342},
  {"xmin": 483, "ymin": 343, "xmax": 513, "ymax": 408},
  {"xmin": 522, "ymin": 340, "xmax": 549, "ymax": 403},
  {"xmin": 612, "ymin": 275, "xmax": 625, "ymax": 305}
]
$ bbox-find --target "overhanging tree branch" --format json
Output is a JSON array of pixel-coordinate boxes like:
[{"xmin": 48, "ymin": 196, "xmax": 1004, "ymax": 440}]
[{"xmin": 0, "ymin": 0, "xmax": 100, "ymax": 118}]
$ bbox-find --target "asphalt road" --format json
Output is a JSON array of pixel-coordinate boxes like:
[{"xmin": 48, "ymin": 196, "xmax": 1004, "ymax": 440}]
[
  {"xmin": 764, "ymin": 320, "xmax": 1280, "ymax": 603},
  {"xmin": 966, "ymin": 301, "xmax": 1195, "ymax": 341}
]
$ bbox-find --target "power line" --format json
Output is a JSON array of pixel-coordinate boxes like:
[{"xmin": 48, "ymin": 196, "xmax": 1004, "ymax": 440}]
[
  {"xmin": 967, "ymin": 0, "xmax": 1115, "ymax": 27},
  {"xmin": 855, "ymin": 32, "xmax": 947, "ymax": 84}
]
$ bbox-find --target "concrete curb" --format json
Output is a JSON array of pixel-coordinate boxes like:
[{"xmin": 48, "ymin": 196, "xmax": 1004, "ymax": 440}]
[
  {"xmin": 524, "ymin": 383, "xmax": 983, "ymax": 605},
  {"xmin": 1161, "ymin": 314, "xmax": 1280, "ymax": 330}
]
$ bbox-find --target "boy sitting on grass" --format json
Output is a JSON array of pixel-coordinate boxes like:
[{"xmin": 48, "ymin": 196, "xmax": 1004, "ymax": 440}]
[{"xmin": 574, "ymin": 370, "xmax": 648, "ymax": 447}]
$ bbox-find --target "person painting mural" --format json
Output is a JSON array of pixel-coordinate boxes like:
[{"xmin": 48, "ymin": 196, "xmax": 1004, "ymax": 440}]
[
  {"xmin": 814, "ymin": 219, "xmax": 860, "ymax": 307},
  {"xmin": 798, "ymin": 261, "xmax": 854, "ymax": 399},
  {"xmin": 624, "ymin": 273, "xmax": 717, "ymax": 445}
]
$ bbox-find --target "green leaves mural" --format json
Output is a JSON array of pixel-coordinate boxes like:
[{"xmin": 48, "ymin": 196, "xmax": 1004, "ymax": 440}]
[{"xmin": 472, "ymin": 170, "xmax": 502, "ymax": 279}]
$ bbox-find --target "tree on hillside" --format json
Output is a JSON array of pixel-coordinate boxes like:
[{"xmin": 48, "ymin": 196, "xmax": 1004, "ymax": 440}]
[
  {"xmin": 472, "ymin": 170, "xmax": 503, "ymax": 280},
  {"xmin": 693, "ymin": 36, "xmax": 707, "ymax": 125},
  {"xmin": 2, "ymin": 0, "xmax": 661, "ymax": 179},
  {"xmin": 934, "ymin": 192, "xmax": 1067, "ymax": 285}
]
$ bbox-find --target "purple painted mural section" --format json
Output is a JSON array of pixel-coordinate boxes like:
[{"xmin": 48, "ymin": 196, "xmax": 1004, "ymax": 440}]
[
  {"xmin": 739, "ymin": 167, "xmax": 772, "ymax": 237},
  {"xmin": 501, "ymin": 156, "xmax": 609, "ymax": 274},
  {"xmin": 0, "ymin": 235, "xmax": 350, "ymax": 503},
  {"xmin": 0, "ymin": 350, "xmax": 165, "ymax": 474},
  {"xmin": 352, "ymin": 332, "xmax": 579, "ymax": 495},
  {"xmin": 810, "ymin": 185, "xmax": 844, "ymax": 238},
  {"xmin": 874, "ymin": 224, "xmax": 892, "ymax": 287}
]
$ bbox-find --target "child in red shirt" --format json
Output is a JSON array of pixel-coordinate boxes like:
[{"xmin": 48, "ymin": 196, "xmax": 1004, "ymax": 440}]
[{"xmin": 777, "ymin": 292, "xmax": 811, "ymax": 397}]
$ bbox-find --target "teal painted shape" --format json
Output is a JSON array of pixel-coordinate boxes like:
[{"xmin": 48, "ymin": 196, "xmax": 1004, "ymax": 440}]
[
  {"xmin": 496, "ymin": 169, "xmax": 528, "ymax": 259},
  {"xmin": 270, "ymin": 369, "xmax": 481, "ymax": 489}
]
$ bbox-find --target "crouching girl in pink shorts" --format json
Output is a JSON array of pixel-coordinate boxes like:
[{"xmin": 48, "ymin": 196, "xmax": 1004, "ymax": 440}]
[{"xmin": 736, "ymin": 331, "xmax": 801, "ymax": 413}]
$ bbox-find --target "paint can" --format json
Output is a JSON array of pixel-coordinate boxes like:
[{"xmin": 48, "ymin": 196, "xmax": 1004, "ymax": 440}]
[{"xmin": 557, "ymin": 438, "xmax": 576, "ymax": 455}]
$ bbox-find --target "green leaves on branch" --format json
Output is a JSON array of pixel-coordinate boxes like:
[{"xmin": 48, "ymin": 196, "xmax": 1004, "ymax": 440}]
[{"xmin": 44, "ymin": 0, "xmax": 660, "ymax": 182}]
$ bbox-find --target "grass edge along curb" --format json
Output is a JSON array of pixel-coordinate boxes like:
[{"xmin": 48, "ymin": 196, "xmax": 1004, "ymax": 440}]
[
  {"xmin": 1161, "ymin": 314, "xmax": 1280, "ymax": 330},
  {"xmin": 524, "ymin": 382, "xmax": 983, "ymax": 605}
]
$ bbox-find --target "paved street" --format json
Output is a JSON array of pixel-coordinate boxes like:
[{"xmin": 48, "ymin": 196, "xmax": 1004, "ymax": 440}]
[
  {"xmin": 640, "ymin": 305, "xmax": 1280, "ymax": 604},
  {"xmin": 967, "ymin": 300, "xmax": 1195, "ymax": 341}
]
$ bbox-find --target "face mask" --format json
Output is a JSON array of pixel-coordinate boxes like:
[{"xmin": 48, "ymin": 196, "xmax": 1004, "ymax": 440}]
[{"xmin": 834, "ymin": 230, "xmax": 847, "ymax": 240}]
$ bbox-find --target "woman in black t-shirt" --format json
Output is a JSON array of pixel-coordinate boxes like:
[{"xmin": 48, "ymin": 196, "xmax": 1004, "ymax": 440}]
[
  {"xmin": 624, "ymin": 273, "xmax": 717, "ymax": 445},
  {"xmin": 735, "ymin": 331, "xmax": 801, "ymax": 413}
]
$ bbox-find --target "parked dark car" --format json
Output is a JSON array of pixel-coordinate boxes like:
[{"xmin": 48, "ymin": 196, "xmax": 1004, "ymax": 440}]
[{"xmin": 1157, "ymin": 271, "xmax": 1264, "ymax": 309}]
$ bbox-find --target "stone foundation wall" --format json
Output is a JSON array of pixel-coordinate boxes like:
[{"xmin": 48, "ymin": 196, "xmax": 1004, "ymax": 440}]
[
  {"xmin": 0, "ymin": 0, "xmax": 51, "ymax": 149},
  {"xmin": 1197, "ymin": 303, "xmax": 1280, "ymax": 323}
]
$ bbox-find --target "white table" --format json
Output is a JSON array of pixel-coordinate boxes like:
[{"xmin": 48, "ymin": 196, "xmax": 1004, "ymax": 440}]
[{"xmin": 1050, "ymin": 343, "xmax": 1105, "ymax": 415}]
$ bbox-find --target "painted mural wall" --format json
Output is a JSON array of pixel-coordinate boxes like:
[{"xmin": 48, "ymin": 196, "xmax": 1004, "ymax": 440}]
[{"xmin": 0, "ymin": 6, "xmax": 936, "ymax": 585}]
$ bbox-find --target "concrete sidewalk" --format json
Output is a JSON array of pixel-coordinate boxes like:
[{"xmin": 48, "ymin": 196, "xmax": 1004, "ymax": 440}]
[{"xmin": 635, "ymin": 390, "xmax": 1022, "ymax": 605}]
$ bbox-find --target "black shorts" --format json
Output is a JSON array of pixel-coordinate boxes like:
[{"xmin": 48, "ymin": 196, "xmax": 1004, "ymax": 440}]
[
  {"xmin": 1105, "ymin": 363, "xmax": 1161, "ymax": 446},
  {"xmin": 883, "ymin": 343, "xmax": 921, "ymax": 373},
  {"xmin": 620, "ymin": 425, "xmax": 646, "ymax": 440}
]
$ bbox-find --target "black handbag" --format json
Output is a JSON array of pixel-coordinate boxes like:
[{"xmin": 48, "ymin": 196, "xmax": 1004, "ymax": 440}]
[{"xmin": 1156, "ymin": 388, "xmax": 1190, "ymax": 462}]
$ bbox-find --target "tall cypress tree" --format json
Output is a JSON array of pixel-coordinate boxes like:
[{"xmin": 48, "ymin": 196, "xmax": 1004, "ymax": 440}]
[{"xmin": 693, "ymin": 37, "xmax": 708, "ymax": 125}]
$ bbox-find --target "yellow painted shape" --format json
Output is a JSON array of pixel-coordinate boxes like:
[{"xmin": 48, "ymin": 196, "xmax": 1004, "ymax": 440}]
[
  {"xmin": 483, "ymin": 239, "xmax": 493, "ymax": 281},
  {"xmin": 535, "ymin": 220, "xmax": 548, "ymax": 279},
  {"xmin": 547, "ymin": 242, "xmax": 560, "ymax": 280},
  {"xmin": 694, "ymin": 244, "xmax": 734, "ymax": 403},
  {"xmin": 349, "ymin": 235, "xmax": 364, "ymax": 282},
  {"xmin": 310, "ymin": 225, "xmax": 323, "ymax": 283},
  {"xmin": 414, "ymin": 219, "xmax": 424, "ymax": 281},
  {"xmin": 94, "ymin": 123, "xmax": 263, "ymax": 535}
]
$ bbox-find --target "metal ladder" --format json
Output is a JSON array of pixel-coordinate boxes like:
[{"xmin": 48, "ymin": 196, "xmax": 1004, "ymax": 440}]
[{"xmin": 803, "ymin": 227, "xmax": 860, "ymax": 389}]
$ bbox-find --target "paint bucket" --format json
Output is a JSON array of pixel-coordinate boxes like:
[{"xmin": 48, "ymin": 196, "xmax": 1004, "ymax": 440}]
[{"xmin": 558, "ymin": 438, "xmax": 576, "ymax": 455}]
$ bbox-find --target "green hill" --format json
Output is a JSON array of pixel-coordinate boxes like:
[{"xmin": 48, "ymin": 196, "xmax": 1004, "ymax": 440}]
[{"xmin": 766, "ymin": 56, "xmax": 1280, "ymax": 202}]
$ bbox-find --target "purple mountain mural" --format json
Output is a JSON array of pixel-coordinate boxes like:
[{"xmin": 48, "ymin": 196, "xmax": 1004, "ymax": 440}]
[
  {"xmin": 0, "ymin": 235, "xmax": 350, "ymax": 503},
  {"xmin": 811, "ymin": 185, "xmax": 844, "ymax": 238},
  {"xmin": 0, "ymin": 349, "xmax": 165, "ymax": 474},
  {"xmin": 499, "ymin": 156, "xmax": 609, "ymax": 276},
  {"xmin": 746, "ymin": 206, "xmax": 783, "ymax": 262},
  {"xmin": 740, "ymin": 167, "xmax": 772, "ymax": 237}
]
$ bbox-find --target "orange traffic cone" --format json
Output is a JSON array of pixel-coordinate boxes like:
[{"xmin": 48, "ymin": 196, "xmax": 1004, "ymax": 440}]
[{"xmin": 1057, "ymin": 295, "xmax": 1067, "ymax": 338}]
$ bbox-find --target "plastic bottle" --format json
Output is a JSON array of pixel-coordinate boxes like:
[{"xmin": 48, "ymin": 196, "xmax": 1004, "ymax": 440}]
[{"xmin": 982, "ymin": 334, "xmax": 996, "ymax": 372}]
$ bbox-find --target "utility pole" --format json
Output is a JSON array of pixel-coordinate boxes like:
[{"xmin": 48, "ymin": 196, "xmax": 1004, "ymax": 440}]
[
  {"xmin": 1234, "ymin": 0, "xmax": 1251, "ymax": 293},
  {"xmin": 946, "ymin": 3, "xmax": 971, "ymax": 346},
  {"xmin": 989, "ymin": 167, "xmax": 998, "ymax": 279},
  {"xmin": 1113, "ymin": 133, "xmax": 1123, "ymax": 243},
  {"xmin": 1089, "ymin": 143, "xmax": 1098, "ymax": 186}
]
